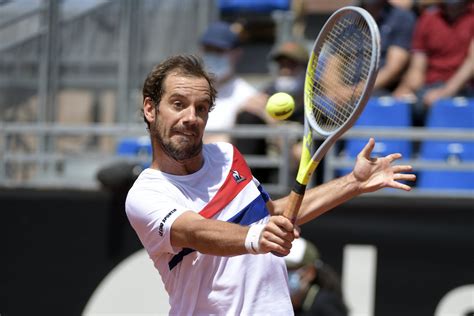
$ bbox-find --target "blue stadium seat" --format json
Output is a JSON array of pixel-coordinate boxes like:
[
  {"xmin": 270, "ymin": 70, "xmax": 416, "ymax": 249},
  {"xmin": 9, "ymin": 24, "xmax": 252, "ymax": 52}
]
[
  {"xmin": 345, "ymin": 97, "xmax": 413, "ymax": 158},
  {"xmin": 417, "ymin": 143, "xmax": 474, "ymax": 190},
  {"xmin": 417, "ymin": 97, "xmax": 474, "ymax": 190},
  {"xmin": 424, "ymin": 97, "xmax": 474, "ymax": 128},
  {"xmin": 116, "ymin": 136, "xmax": 152, "ymax": 167},
  {"xmin": 218, "ymin": 0, "xmax": 290, "ymax": 13},
  {"xmin": 338, "ymin": 97, "xmax": 413, "ymax": 176}
]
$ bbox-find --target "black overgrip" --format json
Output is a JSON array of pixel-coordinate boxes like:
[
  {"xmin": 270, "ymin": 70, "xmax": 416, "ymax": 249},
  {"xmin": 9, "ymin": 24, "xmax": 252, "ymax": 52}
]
[{"xmin": 292, "ymin": 180, "xmax": 307, "ymax": 195}]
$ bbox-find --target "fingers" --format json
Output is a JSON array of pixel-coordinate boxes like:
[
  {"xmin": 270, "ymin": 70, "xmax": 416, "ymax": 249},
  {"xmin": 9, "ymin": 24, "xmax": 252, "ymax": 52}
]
[
  {"xmin": 393, "ymin": 173, "xmax": 416, "ymax": 182},
  {"xmin": 390, "ymin": 166, "xmax": 416, "ymax": 191},
  {"xmin": 389, "ymin": 180, "xmax": 413, "ymax": 191},
  {"xmin": 386, "ymin": 153, "xmax": 402, "ymax": 162},
  {"xmin": 261, "ymin": 215, "xmax": 297, "ymax": 256},
  {"xmin": 358, "ymin": 138, "xmax": 375, "ymax": 159},
  {"xmin": 391, "ymin": 163, "xmax": 416, "ymax": 183},
  {"xmin": 392, "ymin": 164, "xmax": 412, "ymax": 173}
]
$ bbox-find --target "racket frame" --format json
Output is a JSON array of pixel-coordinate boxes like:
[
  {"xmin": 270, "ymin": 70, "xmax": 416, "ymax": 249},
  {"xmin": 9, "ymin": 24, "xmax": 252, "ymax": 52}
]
[{"xmin": 284, "ymin": 6, "xmax": 381, "ymax": 222}]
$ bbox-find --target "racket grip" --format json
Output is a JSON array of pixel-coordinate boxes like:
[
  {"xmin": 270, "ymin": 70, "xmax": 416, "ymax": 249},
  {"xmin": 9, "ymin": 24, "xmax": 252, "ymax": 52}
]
[
  {"xmin": 282, "ymin": 190, "xmax": 304, "ymax": 223},
  {"xmin": 272, "ymin": 185, "xmax": 306, "ymax": 257}
]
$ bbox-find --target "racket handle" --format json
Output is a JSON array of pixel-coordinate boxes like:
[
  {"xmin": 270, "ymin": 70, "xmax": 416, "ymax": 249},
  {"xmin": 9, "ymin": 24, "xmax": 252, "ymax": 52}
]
[
  {"xmin": 283, "ymin": 181, "xmax": 306, "ymax": 223},
  {"xmin": 271, "ymin": 184, "xmax": 306, "ymax": 257}
]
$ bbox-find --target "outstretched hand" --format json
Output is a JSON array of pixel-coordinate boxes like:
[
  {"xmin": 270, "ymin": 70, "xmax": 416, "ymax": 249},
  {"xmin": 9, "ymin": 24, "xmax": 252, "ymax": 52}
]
[{"xmin": 352, "ymin": 138, "xmax": 416, "ymax": 193}]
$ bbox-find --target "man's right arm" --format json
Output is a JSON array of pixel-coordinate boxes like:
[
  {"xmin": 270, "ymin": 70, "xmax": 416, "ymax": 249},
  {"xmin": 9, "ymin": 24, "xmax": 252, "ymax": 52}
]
[{"xmin": 170, "ymin": 211, "xmax": 297, "ymax": 256}]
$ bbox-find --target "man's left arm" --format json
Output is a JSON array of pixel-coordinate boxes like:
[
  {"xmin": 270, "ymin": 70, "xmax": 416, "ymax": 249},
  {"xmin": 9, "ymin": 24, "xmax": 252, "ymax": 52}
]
[{"xmin": 270, "ymin": 138, "xmax": 415, "ymax": 225}]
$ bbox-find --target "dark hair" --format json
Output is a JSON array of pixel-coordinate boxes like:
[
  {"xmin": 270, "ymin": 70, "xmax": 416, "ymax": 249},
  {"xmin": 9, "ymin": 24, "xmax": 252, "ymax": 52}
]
[{"xmin": 142, "ymin": 54, "xmax": 217, "ymax": 128}]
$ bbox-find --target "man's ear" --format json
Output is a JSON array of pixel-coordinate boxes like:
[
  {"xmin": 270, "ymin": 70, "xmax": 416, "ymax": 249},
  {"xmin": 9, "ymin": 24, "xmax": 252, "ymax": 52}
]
[{"xmin": 143, "ymin": 97, "xmax": 156, "ymax": 123}]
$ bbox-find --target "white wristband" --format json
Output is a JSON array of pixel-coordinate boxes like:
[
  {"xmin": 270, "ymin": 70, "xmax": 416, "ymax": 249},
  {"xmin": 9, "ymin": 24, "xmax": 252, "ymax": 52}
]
[{"xmin": 245, "ymin": 224, "xmax": 265, "ymax": 254}]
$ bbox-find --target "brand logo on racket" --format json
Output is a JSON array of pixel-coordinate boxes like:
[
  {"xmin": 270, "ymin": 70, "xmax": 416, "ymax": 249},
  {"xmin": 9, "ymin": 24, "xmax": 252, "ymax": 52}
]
[{"xmin": 232, "ymin": 170, "xmax": 246, "ymax": 183}]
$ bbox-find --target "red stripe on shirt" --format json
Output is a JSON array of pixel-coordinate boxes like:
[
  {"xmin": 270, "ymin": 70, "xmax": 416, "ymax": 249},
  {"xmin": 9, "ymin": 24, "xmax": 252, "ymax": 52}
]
[{"xmin": 199, "ymin": 146, "xmax": 252, "ymax": 219}]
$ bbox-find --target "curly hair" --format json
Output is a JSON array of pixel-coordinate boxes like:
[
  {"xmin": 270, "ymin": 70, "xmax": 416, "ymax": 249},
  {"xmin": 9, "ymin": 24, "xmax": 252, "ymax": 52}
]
[{"xmin": 141, "ymin": 54, "xmax": 217, "ymax": 128}]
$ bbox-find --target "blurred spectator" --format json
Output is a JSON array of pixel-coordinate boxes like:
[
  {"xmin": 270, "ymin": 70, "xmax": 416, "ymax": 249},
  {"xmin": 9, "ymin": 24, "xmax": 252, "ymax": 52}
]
[
  {"xmin": 388, "ymin": 0, "xmax": 415, "ymax": 10},
  {"xmin": 285, "ymin": 238, "xmax": 348, "ymax": 316},
  {"xmin": 394, "ymin": 0, "xmax": 474, "ymax": 126},
  {"xmin": 238, "ymin": 40, "xmax": 308, "ymax": 125},
  {"xmin": 199, "ymin": 21, "xmax": 259, "ymax": 143},
  {"xmin": 233, "ymin": 40, "xmax": 309, "ymax": 183},
  {"xmin": 359, "ymin": 0, "xmax": 417, "ymax": 95}
]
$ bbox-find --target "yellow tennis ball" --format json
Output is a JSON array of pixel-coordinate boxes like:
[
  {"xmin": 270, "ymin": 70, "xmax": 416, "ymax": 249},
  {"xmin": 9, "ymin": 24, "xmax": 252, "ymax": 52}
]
[{"xmin": 266, "ymin": 92, "xmax": 295, "ymax": 120}]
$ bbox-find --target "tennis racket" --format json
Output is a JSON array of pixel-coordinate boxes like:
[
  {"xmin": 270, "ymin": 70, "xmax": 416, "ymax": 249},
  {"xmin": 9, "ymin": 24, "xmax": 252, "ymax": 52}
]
[{"xmin": 283, "ymin": 6, "xmax": 380, "ymax": 223}]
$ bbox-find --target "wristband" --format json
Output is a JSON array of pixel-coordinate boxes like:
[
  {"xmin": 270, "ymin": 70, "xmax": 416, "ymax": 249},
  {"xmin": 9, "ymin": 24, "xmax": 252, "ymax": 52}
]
[{"xmin": 245, "ymin": 224, "xmax": 265, "ymax": 254}]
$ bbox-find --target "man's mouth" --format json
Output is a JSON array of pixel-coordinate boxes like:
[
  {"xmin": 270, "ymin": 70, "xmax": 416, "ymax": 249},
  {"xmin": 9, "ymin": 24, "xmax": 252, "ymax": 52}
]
[
  {"xmin": 180, "ymin": 131, "xmax": 194, "ymax": 136},
  {"xmin": 174, "ymin": 128, "xmax": 197, "ymax": 137}
]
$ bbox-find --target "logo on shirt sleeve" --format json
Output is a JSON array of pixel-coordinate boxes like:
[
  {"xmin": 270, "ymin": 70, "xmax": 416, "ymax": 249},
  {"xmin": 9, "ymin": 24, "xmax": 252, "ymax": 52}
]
[
  {"xmin": 232, "ymin": 170, "xmax": 246, "ymax": 183},
  {"xmin": 158, "ymin": 208, "xmax": 177, "ymax": 236}
]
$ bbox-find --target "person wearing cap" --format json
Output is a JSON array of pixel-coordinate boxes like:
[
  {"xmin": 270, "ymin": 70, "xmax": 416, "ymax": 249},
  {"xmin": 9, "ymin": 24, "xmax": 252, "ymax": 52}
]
[
  {"xmin": 232, "ymin": 40, "xmax": 309, "ymax": 184},
  {"xmin": 285, "ymin": 238, "xmax": 348, "ymax": 316},
  {"xmin": 199, "ymin": 21, "xmax": 259, "ymax": 143},
  {"xmin": 394, "ymin": 0, "xmax": 474, "ymax": 126},
  {"xmin": 359, "ymin": 0, "xmax": 417, "ymax": 95},
  {"xmin": 238, "ymin": 40, "xmax": 309, "ymax": 125}
]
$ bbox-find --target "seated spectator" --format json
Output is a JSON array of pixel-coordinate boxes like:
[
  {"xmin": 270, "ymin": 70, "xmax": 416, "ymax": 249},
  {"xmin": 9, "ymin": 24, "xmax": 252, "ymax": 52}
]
[
  {"xmin": 238, "ymin": 40, "xmax": 308, "ymax": 125},
  {"xmin": 199, "ymin": 21, "xmax": 259, "ymax": 143},
  {"xmin": 393, "ymin": 0, "xmax": 474, "ymax": 126},
  {"xmin": 233, "ymin": 40, "xmax": 308, "ymax": 183},
  {"xmin": 285, "ymin": 238, "xmax": 348, "ymax": 316},
  {"xmin": 359, "ymin": 0, "xmax": 417, "ymax": 95}
]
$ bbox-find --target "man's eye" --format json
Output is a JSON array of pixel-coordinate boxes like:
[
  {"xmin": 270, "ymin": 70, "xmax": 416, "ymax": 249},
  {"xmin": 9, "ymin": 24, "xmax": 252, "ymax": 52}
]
[
  {"xmin": 173, "ymin": 102, "xmax": 183, "ymax": 109},
  {"xmin": 197, "ymin": 105, "xmax": 209, "ymax": 114}
]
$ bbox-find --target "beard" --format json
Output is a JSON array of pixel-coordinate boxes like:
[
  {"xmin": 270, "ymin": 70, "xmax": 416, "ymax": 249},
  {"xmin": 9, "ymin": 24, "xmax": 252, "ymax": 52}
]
[{"xmin": 151, "ymin": 122, "xmax": 203, "ymax": 162}]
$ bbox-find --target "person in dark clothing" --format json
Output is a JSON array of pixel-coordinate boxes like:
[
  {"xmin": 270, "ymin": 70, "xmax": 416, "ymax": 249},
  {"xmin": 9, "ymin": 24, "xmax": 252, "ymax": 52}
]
[{"xmin": 285, "ymin": 238, "xmax": 348, "ymax": 316}]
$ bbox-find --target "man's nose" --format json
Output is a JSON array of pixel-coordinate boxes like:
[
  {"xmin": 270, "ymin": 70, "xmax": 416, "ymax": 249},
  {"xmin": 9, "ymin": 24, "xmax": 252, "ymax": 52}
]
[{"xmin": 181, "ymin": 106, "xmax": 197, "ymax": 123}]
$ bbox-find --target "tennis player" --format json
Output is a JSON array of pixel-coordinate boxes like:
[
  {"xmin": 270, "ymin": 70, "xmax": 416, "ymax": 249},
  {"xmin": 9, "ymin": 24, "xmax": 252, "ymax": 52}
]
[{"xmin": 125, "ymin": 54, "xmax": 415, "ymax": 315}]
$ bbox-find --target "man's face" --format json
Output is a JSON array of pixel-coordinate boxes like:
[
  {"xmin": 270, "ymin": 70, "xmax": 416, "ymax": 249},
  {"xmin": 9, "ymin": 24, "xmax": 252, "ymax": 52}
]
[{"xmin": 149, "ymin": 72, "xmax": 211, "ymax": 161}]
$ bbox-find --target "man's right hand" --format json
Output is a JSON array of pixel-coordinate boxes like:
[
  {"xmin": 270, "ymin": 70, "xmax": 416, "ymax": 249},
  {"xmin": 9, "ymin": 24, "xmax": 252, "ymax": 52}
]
[{"xmin": 259, "ymin": 215, "xmax": 299, "ymax": 256}]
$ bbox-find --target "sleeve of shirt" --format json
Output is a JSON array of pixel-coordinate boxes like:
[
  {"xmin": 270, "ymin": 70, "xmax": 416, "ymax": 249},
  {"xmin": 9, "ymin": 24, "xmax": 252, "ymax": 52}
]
[
  {"xmin": 411, "ymin": 12, "xmax": 430, "ymax": 53},
  {"xmin": 252, "ymin": 177, "xmax": 271, "ymax": 203},
  {"xmin": 392, "ymin": 10, "xmax": 416, "ymax": 51},
  {"xmin": 125, "ymin": 186, "xmax": 190, "ymax": 256}
]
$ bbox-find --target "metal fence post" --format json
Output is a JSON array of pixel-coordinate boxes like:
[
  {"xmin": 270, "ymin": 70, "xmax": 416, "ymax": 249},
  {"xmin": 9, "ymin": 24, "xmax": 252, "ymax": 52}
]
[{"xmin": 117, "ymin": 0, "xmax": 139, "ymax": 123}]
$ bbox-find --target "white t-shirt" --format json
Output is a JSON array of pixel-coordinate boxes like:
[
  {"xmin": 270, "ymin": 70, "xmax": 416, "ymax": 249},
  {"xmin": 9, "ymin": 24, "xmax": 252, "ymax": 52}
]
[
  {"xmin": 205, "ymin": 77, "xmax": 257, "ymax": 131},
  {"xmin": 126, "ymin": 142, "xmax": 293, "ymax": 316}
]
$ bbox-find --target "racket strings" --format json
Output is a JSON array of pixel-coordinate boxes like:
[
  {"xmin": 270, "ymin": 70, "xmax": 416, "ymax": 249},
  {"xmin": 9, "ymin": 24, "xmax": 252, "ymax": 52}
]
[
  {"xmin": 306, "ymin": 13, "xmax": 373, "ymax": 133},
  {"xmin": 315, "ymin": 21, "xmax": 369, "ymax": 125}
]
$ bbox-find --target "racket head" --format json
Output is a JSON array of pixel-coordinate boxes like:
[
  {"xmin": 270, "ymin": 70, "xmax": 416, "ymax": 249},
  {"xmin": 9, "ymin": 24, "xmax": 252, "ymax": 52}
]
[{"xmin": 304, "ymin": 6, "xmax": 380, "ymax": 138}]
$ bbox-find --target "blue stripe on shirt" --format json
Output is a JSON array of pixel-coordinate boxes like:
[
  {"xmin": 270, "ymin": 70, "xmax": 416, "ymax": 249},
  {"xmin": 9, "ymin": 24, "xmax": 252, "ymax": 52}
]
[
  {"xmin": 257, "ymin": 184, "xmax": 270, "ymax": 203},
  {"xmin": 226, "ymin": 194, "xmax": 269, "ymax": 225},
  {"xmin": 168, "ymin": 194, "xmax": 269, "ymax": 270}
]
